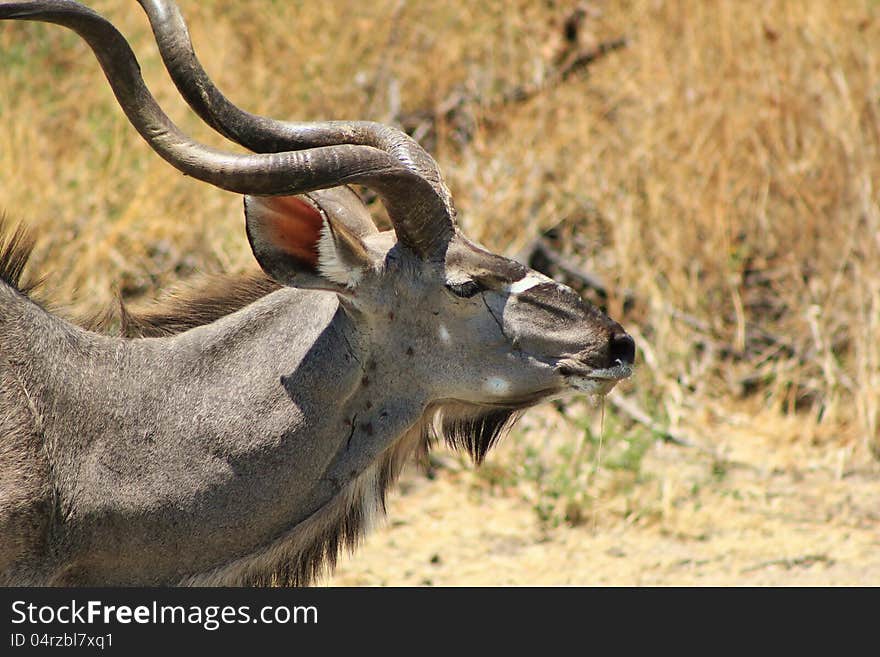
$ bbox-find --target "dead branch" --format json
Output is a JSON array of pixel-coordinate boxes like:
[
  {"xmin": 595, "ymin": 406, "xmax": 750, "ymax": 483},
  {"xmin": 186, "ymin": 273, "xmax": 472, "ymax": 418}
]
[{"xmin": 607, "ymin": 394, "xmax": 760, "ymax": 473}]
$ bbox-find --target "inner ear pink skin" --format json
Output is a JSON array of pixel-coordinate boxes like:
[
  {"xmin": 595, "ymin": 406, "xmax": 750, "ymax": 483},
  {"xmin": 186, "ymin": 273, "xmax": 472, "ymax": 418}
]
[{"xmin": 259, "ymin": 196, "xmax": 324, "ymax": 269}]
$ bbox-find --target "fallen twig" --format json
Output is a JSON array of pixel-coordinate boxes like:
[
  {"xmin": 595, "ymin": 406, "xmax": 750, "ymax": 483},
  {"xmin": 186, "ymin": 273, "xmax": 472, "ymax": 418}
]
[
  {"xmin": 395, "ymin": 32, "xmax": 628, "ymax": 152},
  {"xmin": 499, "ymin": 37, "xmax": 628, "ymax": 106},
  {"xmin": 606, "ymin": 394, "xmax": 760, "ymax": 473},
  {"xmin": 607, "ymin": 395, "xmax": 710, "ymax": 454},
  {"xmin": 740, "ymin": 554, "xmax": 834, "ymax": 574},
  {"xmin": 516, "ymin": 237, "xmax": 609, "ymax": 296}
]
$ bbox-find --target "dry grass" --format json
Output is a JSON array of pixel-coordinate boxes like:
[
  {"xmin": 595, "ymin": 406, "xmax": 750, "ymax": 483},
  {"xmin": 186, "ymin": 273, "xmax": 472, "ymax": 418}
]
[{"xmin": 1, "ymin": 1, "xmax": 878, "ymax": 583}]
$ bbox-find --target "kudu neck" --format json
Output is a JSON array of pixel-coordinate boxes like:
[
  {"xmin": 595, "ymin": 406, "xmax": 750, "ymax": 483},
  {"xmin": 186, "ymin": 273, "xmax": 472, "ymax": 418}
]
[{"xmin": 4, "ymin": 283, "xmax": 432, "ymax": 584}]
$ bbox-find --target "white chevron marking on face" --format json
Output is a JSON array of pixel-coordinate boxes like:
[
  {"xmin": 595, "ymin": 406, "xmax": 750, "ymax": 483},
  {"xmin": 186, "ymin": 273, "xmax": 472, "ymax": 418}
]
[{"xmin": 507, "ymin": 273, "xmax": 552, "ymax": 295}]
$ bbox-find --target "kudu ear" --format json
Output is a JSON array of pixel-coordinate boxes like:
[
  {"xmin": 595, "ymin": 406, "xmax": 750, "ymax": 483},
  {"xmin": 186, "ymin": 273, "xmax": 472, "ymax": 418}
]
[{"xmin": 244, "ymin": 188, "xmax": 375, "ymax": 292}]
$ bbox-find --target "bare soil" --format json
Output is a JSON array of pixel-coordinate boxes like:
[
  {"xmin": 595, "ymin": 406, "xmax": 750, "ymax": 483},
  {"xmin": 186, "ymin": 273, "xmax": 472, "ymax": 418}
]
[{"xmin": 327, "ymin": 419, "xmax": 880, "ymax": 586}]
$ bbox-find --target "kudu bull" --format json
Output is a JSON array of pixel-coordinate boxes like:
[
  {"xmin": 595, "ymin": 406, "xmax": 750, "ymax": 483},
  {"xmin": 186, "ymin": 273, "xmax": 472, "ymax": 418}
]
[{"xmin": 0, "ymin": 0, "xmax": 635, "ymax": 585}]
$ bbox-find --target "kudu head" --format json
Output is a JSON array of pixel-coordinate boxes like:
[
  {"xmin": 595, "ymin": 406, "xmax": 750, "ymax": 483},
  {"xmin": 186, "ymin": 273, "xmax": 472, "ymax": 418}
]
[
  {"xmin": 244, "ymin": 189, "xmax": 634, "ymax": 414},
  {"xmin": 2, "ymin": 0, "xmax": 634, "ymax": 451}
]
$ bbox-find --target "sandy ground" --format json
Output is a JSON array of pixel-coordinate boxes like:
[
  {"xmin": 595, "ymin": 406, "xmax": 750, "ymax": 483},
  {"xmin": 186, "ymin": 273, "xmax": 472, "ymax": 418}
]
[{"xmin": 326, "ymin": 422, "xmax": 880, "ymax": 587}]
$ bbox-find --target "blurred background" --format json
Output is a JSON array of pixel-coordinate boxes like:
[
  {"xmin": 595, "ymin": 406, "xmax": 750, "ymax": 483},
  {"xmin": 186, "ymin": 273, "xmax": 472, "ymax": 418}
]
[{"xmin": 1, "ymin": 0, "xmax": 878, "ymax": 584}]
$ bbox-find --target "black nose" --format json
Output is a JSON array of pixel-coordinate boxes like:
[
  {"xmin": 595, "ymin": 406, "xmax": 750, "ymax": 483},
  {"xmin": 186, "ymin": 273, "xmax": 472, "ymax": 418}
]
[{"xmin": 609, "ymin": 332, "xmax": 636, "ymax": 365}]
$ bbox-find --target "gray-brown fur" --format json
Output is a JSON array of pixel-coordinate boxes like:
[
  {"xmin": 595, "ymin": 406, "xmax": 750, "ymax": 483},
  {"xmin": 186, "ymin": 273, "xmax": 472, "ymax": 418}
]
[
  {"xmin": 0, "ymin": 0, "xmax": 635, "ymax": 586},
  {"xmin": 84, "ymin": 270, "xmax": 282, "ymax": 338}
]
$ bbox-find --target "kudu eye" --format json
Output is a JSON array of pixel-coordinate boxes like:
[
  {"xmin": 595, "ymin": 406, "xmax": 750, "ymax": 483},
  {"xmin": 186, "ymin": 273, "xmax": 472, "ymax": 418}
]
[{"xmin": 445, "ymin": 280, "xmax": 484, "ymax": 298}]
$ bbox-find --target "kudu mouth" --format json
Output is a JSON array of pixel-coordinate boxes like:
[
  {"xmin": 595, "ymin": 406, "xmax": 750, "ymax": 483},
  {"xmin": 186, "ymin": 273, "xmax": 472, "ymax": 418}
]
[
  {"xmin": 556, "ymin": 360, "xmax": 633, "ymax": 396},
  {"xmin": 556, "ymin": 331, "xmax": 636, "ymax": 396}
]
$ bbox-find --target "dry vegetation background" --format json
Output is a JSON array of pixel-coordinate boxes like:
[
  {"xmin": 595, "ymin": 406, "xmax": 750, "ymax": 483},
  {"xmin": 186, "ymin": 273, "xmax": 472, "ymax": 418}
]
[{"xmin": 1, "ymin": 0, "xmax": 879, "ymax": 585}]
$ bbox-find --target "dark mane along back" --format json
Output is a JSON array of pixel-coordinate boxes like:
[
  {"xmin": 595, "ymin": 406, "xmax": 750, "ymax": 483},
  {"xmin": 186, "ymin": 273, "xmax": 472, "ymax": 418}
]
[
  {"xmin": 84, "ymin": 270, "xmax": 282, "ymax": 337},
  {"xmin": 0, "ymin": 216, "xmax": 282, "ymax": 336},
  {"xmin": 0, "ymin": 216, "xmax": 41, "ymax": 296}
]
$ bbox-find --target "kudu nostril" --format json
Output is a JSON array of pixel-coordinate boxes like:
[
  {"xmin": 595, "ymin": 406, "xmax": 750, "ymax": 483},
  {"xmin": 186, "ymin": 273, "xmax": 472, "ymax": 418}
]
[{"xmin": 609, "ymin": 332, "xmax": 636, "ymax": 366}]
